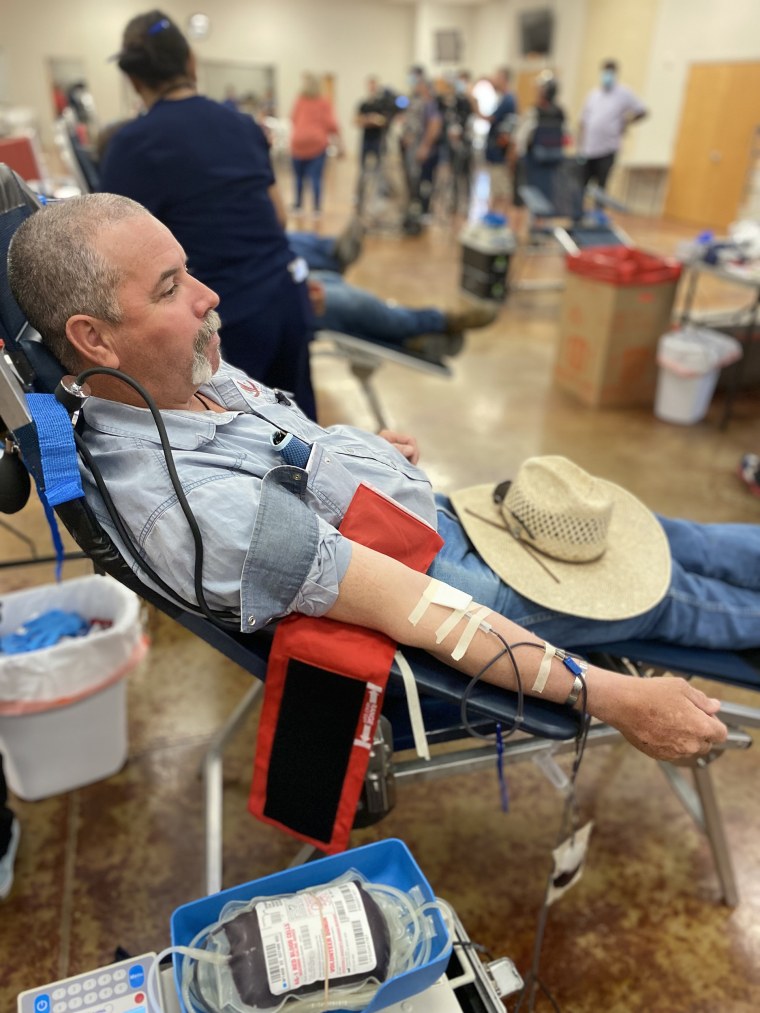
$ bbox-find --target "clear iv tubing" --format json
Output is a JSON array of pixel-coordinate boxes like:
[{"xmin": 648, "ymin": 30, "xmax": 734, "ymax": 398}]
[
  {"xmin": 145, "ymin": 944, "xmax": 227, "ymax": 1013},
  {"xmin": 366, "ymin": 882, "xmax": 427, "ymax": 970}
]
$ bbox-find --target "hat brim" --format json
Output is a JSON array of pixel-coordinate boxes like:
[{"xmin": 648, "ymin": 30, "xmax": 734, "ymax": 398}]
[{"xmin": 449, "ymin": 480, "xmax": 671, "ymax": 621}]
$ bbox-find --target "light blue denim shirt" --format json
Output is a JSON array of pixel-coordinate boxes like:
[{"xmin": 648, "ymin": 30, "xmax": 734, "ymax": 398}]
[{"xmin": 79, "ymin": 361, "xmax": 437, "ymax": 631}]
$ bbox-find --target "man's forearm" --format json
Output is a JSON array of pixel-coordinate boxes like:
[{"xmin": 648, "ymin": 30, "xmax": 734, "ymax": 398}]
[
  {"xmin": 327, "ymin": 541, "xmax": 727, "ymax": 761},
  {"xmin": 330, "ymin": 541, "xmax": 600, "ymax": 704}
]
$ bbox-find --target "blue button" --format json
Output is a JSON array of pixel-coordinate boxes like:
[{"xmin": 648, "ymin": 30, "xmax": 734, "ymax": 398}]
[
  {"xmin": 34, "ymin": 997, "xmax": 51, "ymax": 1013},
  {"xmin": 128, "ymin": 964, "xmax": 145, "ymax": 987}
]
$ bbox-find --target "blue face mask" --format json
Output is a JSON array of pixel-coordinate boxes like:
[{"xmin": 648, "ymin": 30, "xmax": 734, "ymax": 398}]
[{"xmin": 601, "ymin": 70, "xmax": 616, "ymax": 90}]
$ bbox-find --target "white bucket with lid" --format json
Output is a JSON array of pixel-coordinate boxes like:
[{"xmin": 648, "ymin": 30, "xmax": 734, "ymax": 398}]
[{"xmin": 654, "ymin": 328, "xmax": 742, "ymax": 425}]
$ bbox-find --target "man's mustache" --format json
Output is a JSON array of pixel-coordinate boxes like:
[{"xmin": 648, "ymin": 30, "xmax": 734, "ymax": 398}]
[{"xmin": 196, "ymin": 310, "xmax": 222, "ymax": 348}]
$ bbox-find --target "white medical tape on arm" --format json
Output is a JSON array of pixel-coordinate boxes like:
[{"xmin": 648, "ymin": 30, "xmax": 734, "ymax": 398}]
[
  {"xmin": 532, "ymin": 641, "xmax": 556, "ymax": 694},
  {"xmin": 451, "ymin": 605, "xmax": 492, "ymax": 662},
  {"xmin": 435, "ymin": 606, "xmax": 471, "ymax": 644},
  {"xmin": 393, "ymin": 650, "xmax": 431, "ymax": 760},
  {"xmin": 408, "ymin": 578, "xmax": 473, "ymax": 626}
]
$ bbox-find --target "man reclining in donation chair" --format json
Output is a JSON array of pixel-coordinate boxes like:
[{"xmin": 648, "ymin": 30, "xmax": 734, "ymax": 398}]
[{"xmin": 10, "ymin": 195, "xmax": 760, "ymax": 770}]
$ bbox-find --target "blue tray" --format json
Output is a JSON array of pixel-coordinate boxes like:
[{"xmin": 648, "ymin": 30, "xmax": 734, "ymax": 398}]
[{"xmin": 170, "ymin": 838, "xmax": 451, "ymax": 1013}]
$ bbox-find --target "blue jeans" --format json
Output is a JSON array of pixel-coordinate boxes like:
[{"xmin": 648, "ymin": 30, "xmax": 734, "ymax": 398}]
[
  {"xmin": 429, "ymin": 497, "xmax": 760, "ymax": 650},
  {"xmin": 288, "ymin": 232, "xmax": 341, "ymax": 273},
  {"xmin": 292, "ymin": 152, "xmax": 327, "ymax": 211},
  {"xmin": 313, "ymin": 270, "xmax": 446, "ymax": 345}
]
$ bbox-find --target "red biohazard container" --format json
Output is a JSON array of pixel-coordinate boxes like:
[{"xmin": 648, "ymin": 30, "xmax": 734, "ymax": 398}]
[{"xmin": 566, "ymin": 245, "xmax": 682, "ymax": 285}]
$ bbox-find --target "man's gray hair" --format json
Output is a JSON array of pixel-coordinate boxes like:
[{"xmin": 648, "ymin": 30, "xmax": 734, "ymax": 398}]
[{"xmin": 8, "ymin": 193, "xmax": 150, "ymax": 371}]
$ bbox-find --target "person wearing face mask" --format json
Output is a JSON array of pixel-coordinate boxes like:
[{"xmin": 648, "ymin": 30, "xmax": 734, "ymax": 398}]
[{"xmin": 577, "ymin": 59, "xmax": 646, "ymax": 194}]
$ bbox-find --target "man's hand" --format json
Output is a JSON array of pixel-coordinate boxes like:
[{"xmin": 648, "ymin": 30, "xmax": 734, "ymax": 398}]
[
  {"xmin": 605, "ymin": 676, "xmax": 727, "ymax": 762},
  {"xmin": 378, "ymin": 429, "xmax": 420, "ymax": 465},
  {"xmin": 307, "ymin": 279, "xmax": 326, "ymax": 318}
]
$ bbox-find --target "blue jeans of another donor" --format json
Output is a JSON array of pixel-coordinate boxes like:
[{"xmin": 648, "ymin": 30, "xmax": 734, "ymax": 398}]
[
  {"xmin": 313, "ymin": 270, "xmax": 446, "ymax": 346},
  {"xmin": 288, "ymin": 232, "xmax": 341, "ymax": 273},
  {"xmin": 429, "ymin": 499, "xmax": 760, "ymax": 650},
  {"xmin": 293, "ymin": 152, "xmax": 327, "ymax": 211}
]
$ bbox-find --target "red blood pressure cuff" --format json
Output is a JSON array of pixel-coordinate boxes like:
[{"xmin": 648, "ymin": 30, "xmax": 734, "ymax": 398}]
[{"xmin": 248, "ymin": 483, "xmax": 443, "ymax": 853}]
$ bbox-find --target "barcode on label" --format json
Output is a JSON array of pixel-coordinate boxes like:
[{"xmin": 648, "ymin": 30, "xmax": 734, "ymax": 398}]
[
  {"xmin": 264, "ymin": 901, "xmax": 284, "ymax": 924},
  {"xmin": 264, "ymin": 942, "xmax": 286, "ymax": 988},
  {"xmin": 351, "ymin": 920, "xmax": 371, "ymax": 966},
  {"xmin": 340, "ymin": 884, "xmax": 361, "ymax": 914}
]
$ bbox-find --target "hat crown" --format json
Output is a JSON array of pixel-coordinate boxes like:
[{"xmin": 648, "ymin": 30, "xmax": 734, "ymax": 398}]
[{"xmin": 503, "ymin": 456, "xmax": 612, "ymax": 562}]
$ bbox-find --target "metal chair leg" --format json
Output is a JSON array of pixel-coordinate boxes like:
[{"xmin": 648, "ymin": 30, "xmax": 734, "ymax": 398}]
[
  {"xmin": 692, "ymin": 761, "xmax": 739, "ymax": 907},
  {"xmin": 348, "ymin": 362, "xmax": 388, "ymax": 431},
  {"xmin": 659, "ymin": 760, "xmax": 739, "ymax": 906},
  {"xmin": 203, "ymin": 680, "xmax": 264, "ymax": 895}
]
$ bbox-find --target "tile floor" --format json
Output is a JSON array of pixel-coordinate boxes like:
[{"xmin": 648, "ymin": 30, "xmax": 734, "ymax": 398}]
[{"xmin": 1, "ymin": 158, "xmax": 759, "ymax": 1012}]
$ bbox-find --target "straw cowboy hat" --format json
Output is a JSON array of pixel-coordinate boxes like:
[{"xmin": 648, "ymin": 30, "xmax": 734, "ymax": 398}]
[{"xmin": 449, "ymin": 456, "xmax": 671, "ymax": 621}]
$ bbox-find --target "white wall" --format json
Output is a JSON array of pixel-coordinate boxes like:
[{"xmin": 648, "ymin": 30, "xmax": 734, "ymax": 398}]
[
  {"xmin": 5, "ymin": 0, "xmax": 760, "ymax": 175},
  {"xmin": 412, "ymin": 2, "xmax": 475, "ymax": 73},
  {"xmin": 635, "ymin": 0, "xmax": 760, "ymax": 164},
  {"xmin": 470, "ymin": 0, "xmax": 512, "ymax": 79},
  {"xmin": 477, "ymin": 0, "xmax": 588, "ymax": 119},
  {"xmin": 529, "ymin": 0, "xmax": 588, "ymax": 121},
  {"xmin": 1, "ymin": 0, "xmax": 416, "ymax": 150}
]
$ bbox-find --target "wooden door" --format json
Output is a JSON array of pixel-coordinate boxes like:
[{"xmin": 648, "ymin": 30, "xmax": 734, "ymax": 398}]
[
  {"xmin": 515, "ymin": 69, "xmax": 552, "ymax": 116},
  {"xmin": 664, "ymin": 62, "xmax": 760, "ymax": 230}
]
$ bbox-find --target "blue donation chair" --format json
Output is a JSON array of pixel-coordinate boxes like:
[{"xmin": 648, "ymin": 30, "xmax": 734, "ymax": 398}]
[
  {"xmin": 0, "ymin": 164, "xmax": 756, "ymax": 910},
  {"xmin": 513, "ymin": 157, "xmax": 633, "ymax": 293}
]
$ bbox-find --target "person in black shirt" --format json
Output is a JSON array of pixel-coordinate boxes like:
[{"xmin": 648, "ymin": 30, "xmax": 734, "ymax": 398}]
[
  {"xmin": 355, "ymin": 75, "xmax": 388, "ymax": 169},
  {"xmin": 437, "ymin": 74, "xmax": 475, "ymax": 213}
]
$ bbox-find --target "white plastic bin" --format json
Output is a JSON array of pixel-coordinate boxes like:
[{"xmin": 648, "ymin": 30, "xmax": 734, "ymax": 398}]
[
  {"xmin": 654, "ymin": 327, "xmax": 742, "ymax": 425},
  {"xmin": 0, "ymin": 575, "xmax": 147, "ymax": 800}
]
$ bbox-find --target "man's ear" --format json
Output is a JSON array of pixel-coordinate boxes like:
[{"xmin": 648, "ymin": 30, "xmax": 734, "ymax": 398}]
[{"xmin": 65, "ymin": 315, "xmax": 120, "ymax": 368}]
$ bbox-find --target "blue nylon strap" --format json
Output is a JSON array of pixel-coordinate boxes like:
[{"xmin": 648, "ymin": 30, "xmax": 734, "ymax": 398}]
[
  {"xmin": 14, "ymin": 394, "xmax": 84, "ymax": 582},
  {"xmin": 24, "ymin": 394, "xmax": 84, "ymax": 506}
]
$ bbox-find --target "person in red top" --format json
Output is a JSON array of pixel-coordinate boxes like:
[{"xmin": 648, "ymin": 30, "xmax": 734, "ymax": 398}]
[{"xmin": 289, "ymin": 73, "xmax": 341, "ymax": 216}]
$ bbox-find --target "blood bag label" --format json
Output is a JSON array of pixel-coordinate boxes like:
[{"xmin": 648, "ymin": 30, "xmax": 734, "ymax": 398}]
[{"xmin": 256, "ymin": 882, "xmax": 377, "ymax": 995}]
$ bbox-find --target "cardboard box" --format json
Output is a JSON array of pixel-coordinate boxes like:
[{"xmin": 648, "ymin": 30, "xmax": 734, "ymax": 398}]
[{"xmin": 555, "ymin": 269, "xmax": 680, "ymax": 408}]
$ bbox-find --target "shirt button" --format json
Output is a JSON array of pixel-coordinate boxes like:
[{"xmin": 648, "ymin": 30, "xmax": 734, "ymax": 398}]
[{"xmin": 247, "ymin": 616, "xmax": 256, "ymax": 627}]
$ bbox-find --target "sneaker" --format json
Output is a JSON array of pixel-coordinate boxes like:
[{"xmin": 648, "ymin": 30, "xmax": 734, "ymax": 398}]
[
  {"xmin": 444, "ymin": 304, "xmax": 499, "ymax": 334},
  {"xmin": 0, "ymin": 817, "xmax": 20, "ymax": 900},
  {"xmin": 333, "ymin": 217, "xmax": 365, "ymax": 272},
  {"xmin": 738, "ymin": 453, "xmax": 760, "ymax": 498}
]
